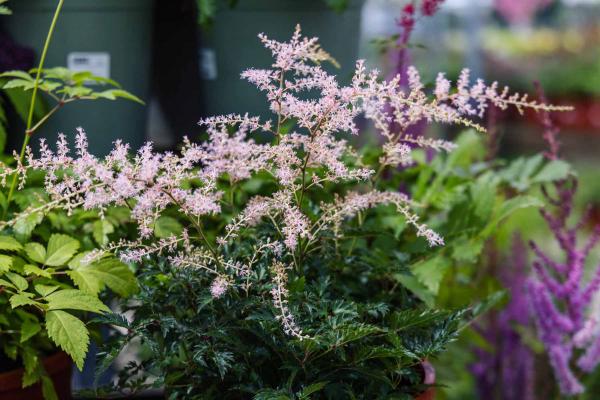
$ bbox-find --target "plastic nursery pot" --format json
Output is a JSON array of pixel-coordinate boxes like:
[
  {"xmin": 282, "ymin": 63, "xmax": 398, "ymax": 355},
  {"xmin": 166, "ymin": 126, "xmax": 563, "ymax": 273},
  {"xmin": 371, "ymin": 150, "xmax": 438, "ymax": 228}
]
[
  {"xmin": 0, "ymin": 351, "xmax": 73, "ymax": 400},
  {"xmin": 199, "ymin": 0, "xmax": 364, "ymax": 121},
  {"xmin": 415, "ymin": 360, "xmax": 436, "ymax": 400},
  {"xmin": 3, "ymin": 0, "xmax": 154, "ymax": 155}
]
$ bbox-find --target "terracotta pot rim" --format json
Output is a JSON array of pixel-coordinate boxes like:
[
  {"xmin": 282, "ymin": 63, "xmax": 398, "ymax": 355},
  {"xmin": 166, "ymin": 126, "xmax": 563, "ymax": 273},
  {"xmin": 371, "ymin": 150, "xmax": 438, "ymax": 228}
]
[{"xmin": 0, "ymin": 351, "xmax": 71, "ymax": 392}]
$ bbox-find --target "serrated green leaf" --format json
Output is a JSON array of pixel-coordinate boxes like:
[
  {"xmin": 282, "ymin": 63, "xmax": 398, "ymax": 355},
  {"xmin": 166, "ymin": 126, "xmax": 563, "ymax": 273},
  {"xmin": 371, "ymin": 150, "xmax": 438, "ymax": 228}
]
[
  {"xmin": 2, "ymin": 79, "xmax": 35, "ymax": 90},
  {"xmin": 39, "ymin": 67, "xmax": 71, "ymax": 81},
  {"xmin": 5, "ymin": 271, "xmax": 28, "ymax": 291},
  {"xmin": 3, "ymin": 82, "xmax": 47, "ymax": 123},
  {"xmin": 71, "ymin": 71, "xmax": 93, "ymax": 83},
  {"xmin": 521, "ymin": 154, "xmax": 545, "ymax": 180},
  {"xmin": 95, "ymin": 89, "xmax": 144, "ymax": 105},
  {"xmin": 34, "ymin": 284, "xmax": 59, "ymax": 297},
  {"xmin": 0, "ymin": 254, "xmax": 12, "ymax": 273},
  {"xmin": 24, "ymin": 264, "xmax": 51, "ymax": 278},
  {"xmin": 92, "ymin": 219, "xmax": 114, "ymax": 246},
  {"xmin": 41, "ymin": 375, "xmax": 58, "ymax": 400},
  {"xmin": 38, "ymin": 80, "xmax": 62, "ymax": 92},
  {"xmin": 0, "ymin": 70, "xmax": 33, "ymax": 81},
  {"xmin": 69, "ymin": 258, "xmax": 137, "ymax": 297},
  {"xmin": 298, "ymin": 381, "xmax": 329, "ymax": 399},
  {"xmin": 0, "ymin": 278, "xmax": 15, "ymax": 289},
  {"xmin": 410, "ymin": 256, "xmax": 451, "ymax": 295},
  {"xmin": 21, "ymin": 347, "xmax": 42, "ymax": 387},
  {"xmin": 451, "ymin": 236, "xmax": 485, "ymax": 263},
  {"xmin": 25, "ymin": 242, "xmax": 46, "ymax": 264},
  {"xmin": 471, "ymin": 173, "xmax": 498, "ymax": 222},
  {"xmin": 482, "ymin": 196, "xmax": 544, "ymax": 237},
  {"xmin": 45, "ymin": 310, "xmax": 89, "ymax": 370},
  {"xmin": 21, "ymin": 319, "xmax": 42, "ymax": 343},
  {"xmin": 46, "ymin": 289, "xmax": 109, "ymax": 313},
  {"xmin": 9, "ymin": 293, "xmax": 38, "ymax": 308},
  {"xmin": 59, "ymin": 85, "xmax": 92, "ymax": 98},
  {"xmin": 532, "ymin": 159, "xmax": 571, "ymax": 184},
  {"xmin": 14, "ymin": 212, "xmax": 44, "ymax": 239},
  {"xmin": 10, "ymin": 257, "xmax": 25, "ymax": 274},
  {"xmin": 154, "ymin": 216, "xmax": 183, "ymax": 238},
  {"xmin": 67, "ymin": 269, "xmax": 102, "ymax": 295},
  {"xmin": 394, "ymin": 273, "xmax": 435, "ymax": 308},
  {"xmin": 0, "ymin": 235, "xmax": 23, "ymax": 251},
  {"xmin": 67, "ymin": 252, "xmax": 91, "ymax": 270},
  {"xmin": 45, "ymin": 234, "xmax": 79, "ymax": 266}
]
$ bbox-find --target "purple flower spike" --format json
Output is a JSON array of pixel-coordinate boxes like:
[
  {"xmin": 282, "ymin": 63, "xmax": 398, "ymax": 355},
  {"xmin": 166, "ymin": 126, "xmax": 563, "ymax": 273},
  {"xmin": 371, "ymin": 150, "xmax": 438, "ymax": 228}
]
[{"xmin": 525, "ymin": 85, "xmax": 600, "ymax": 396}]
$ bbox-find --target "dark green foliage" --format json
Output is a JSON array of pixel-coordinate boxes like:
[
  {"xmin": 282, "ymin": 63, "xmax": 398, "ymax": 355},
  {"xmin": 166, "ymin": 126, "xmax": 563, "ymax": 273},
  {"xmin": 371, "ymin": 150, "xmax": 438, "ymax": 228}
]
[
  {"xmin": 97, "ymin": 254, "xmax": 462, "ymax": 399},
  {"xmin": 90, "ymin": 130, "xmax": 560, "ymax": 399}
]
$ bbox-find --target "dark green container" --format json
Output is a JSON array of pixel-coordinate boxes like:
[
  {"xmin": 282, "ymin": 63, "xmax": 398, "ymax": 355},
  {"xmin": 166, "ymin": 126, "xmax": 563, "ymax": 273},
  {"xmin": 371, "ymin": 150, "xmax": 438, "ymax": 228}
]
[
  {"xmin": 200, "ymin": 0, "xmax": 364, "ymax": 120},
  {"xmin": 4, "ymin": 0, "xmax": 154, "ymax": 155}
]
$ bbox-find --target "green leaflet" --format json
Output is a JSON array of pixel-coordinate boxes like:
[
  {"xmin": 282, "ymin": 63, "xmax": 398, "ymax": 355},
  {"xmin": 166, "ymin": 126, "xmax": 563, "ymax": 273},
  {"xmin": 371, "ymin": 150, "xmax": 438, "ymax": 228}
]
[
  {"xmin": 410, "ymin": 256, "xmax": 451, "ymax": 295},
  {"xmin": 21, "ymin": 347, "xmax": 42, "ymax": 387},
  {"xmin": 45, "ymin": 289, "xmax": 110, "ymax": 313},
  {"xmin": 0, "ymin": 235, "xmax": 23, "ymax": 251},
  {"xmin": 531, "ymin": 159, "xmax": 572, "ymax": 183},
  {"xmin": 13, "ymin": 212, "xmax": 44, "ymax": 239},
  {"xmin": 45, "ymin": 234, "xmax": 80, "ymax": 266},
  {"xmin": 21, "ymin": 319, "xmax": 42, "ymax": 343},
  {"xmin": 153, "ymin": 216, "xmax": 183, "ymax": 238},
  {"xmin": 394, "ymin": 273, "xmax": 436, "ymax": 308},
  {"xmin": 9, "ymin": 293, "xmax": 38, "ymax": 309},
  {"xmin": 34, "ymin": 284, "xmax": 59, "ymax": 297},
  {"xmin": 92, "ymin": 220, "xmax": 114, "ymax": 246},
  {"xmin": 41, "ymin": 375, "xmax": 59, "ymax": 400},
  {"xmin": 24, "ymin": 264, "xmax": 52, "ymax": 278},
  {"xmin": 68, "ymin": 258, "xmax": 137, "ymax": 297},
  {"xmin": 5, "ymin": 271, "xmax": 28, "ymax": 291},
  {"xmin": 481, "ymin": 195, "xmax": 544, "ymax": 237},
  {"xmin": 297, "ymin": 381, "xmax": 329, "ymax": 399},
  {"xmin": 25, "ymin": 242, "xmax": 46, "ymax": 264},
  {"xmin": 45, "ymin": 310, "xmax": 89, "ymax": 371},
  {"xmin": 0, "ymin": 254, "xmax": 12, "ymax": 273}
]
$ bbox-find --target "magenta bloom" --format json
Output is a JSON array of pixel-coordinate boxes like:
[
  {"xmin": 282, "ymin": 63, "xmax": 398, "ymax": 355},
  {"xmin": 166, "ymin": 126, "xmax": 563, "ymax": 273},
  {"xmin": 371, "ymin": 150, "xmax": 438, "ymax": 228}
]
[{"xmin": 527, "ymin": 86, "xmax": 600, "ymax": 395}]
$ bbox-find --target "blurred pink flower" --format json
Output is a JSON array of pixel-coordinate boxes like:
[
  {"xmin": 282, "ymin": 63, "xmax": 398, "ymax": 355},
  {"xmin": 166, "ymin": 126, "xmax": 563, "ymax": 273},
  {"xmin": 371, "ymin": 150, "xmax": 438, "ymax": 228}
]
[{"xmin": 494, "ymin": 0, "xmax": 553, "ymax": 25}]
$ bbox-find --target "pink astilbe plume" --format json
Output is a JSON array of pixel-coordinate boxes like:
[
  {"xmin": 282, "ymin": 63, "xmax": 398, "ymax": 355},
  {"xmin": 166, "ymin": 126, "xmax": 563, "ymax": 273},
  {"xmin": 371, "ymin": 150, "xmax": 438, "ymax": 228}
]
[{"xmin": 1, "ymin": 26, "xmax": 569, "ymax": 339}]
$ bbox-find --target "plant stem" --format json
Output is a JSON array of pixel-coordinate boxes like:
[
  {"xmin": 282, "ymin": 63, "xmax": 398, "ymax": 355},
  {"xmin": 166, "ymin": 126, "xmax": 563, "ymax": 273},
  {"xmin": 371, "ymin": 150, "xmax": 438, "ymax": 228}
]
[
  {"xmin": 26, "ymin": 99, "xmax": 66, "ymax": 135},
  {"xmin": 5, "ymin": 0, "xmax": 65, "ymax": 212}
]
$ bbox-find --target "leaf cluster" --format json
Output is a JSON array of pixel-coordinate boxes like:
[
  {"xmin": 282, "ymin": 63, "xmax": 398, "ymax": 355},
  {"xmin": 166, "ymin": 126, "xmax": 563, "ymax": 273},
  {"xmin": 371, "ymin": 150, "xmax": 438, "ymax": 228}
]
[{"xmin": 0, "ymin": 174, "xmax": 138, "ymax": 399}]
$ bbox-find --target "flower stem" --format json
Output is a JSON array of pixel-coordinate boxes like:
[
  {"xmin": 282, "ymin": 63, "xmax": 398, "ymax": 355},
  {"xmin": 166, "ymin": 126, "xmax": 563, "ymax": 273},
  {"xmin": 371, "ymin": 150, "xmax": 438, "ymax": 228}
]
[{"xmin": 5, "ymin": 0, "xmax": 65, "ymax": 212}]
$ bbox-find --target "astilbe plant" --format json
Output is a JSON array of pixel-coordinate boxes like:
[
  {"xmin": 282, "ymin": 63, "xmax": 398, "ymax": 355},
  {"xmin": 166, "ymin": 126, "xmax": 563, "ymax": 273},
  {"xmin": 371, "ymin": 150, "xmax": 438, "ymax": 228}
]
[
  {"xmin": 0, "ymin": 25, "xmax": 569, "ymax": 341},
  {"xmin": 0, "ymin": 26, "xmax": 573, "ymax": 398},
  {"xmin": 526, "ymin": 96, "xmax": 600, "ymax": 395}
]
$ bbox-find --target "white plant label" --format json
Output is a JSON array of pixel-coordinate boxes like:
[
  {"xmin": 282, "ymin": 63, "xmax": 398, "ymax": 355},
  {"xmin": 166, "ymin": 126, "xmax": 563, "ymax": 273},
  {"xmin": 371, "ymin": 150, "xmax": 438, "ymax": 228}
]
[
  {"xmin": 67, "ymin": 52, "xmax": 111, "ymax": 82},
  {"xmin": 200, "ymin": 48, "xmax": 218, "ymax": 80}
]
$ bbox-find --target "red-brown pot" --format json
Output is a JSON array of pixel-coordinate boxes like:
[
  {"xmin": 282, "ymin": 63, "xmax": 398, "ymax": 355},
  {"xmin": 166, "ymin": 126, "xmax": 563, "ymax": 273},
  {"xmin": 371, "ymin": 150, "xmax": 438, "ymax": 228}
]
[
  {"xmin": 415, "ymin": 360, "xmax": 436, "ymax": 400},
  {"xmin": 0, "ymin": 352, "xmax": 72, "ymax": 400}
]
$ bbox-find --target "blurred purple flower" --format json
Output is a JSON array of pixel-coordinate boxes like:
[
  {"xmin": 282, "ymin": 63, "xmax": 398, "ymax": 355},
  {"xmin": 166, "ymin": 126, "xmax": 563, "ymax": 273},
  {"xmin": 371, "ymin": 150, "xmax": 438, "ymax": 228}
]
[
  {"xmin": 471, "ymin": 236, "xmax": 536, "ymax": 400},
  {"xmin": 526, "ymin": 85, "xmax": 600, "ymax": 396},
  {"xmin": 0, "ymin": 31, "xmax": 35, "ymax": 72},
  {"xmin": 528, "ymin": 181, "xmax": 600, "ymax": 395},
  {"xmin": 421, "ymin": 0, "xmax": 444, "ymax": 16}
]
